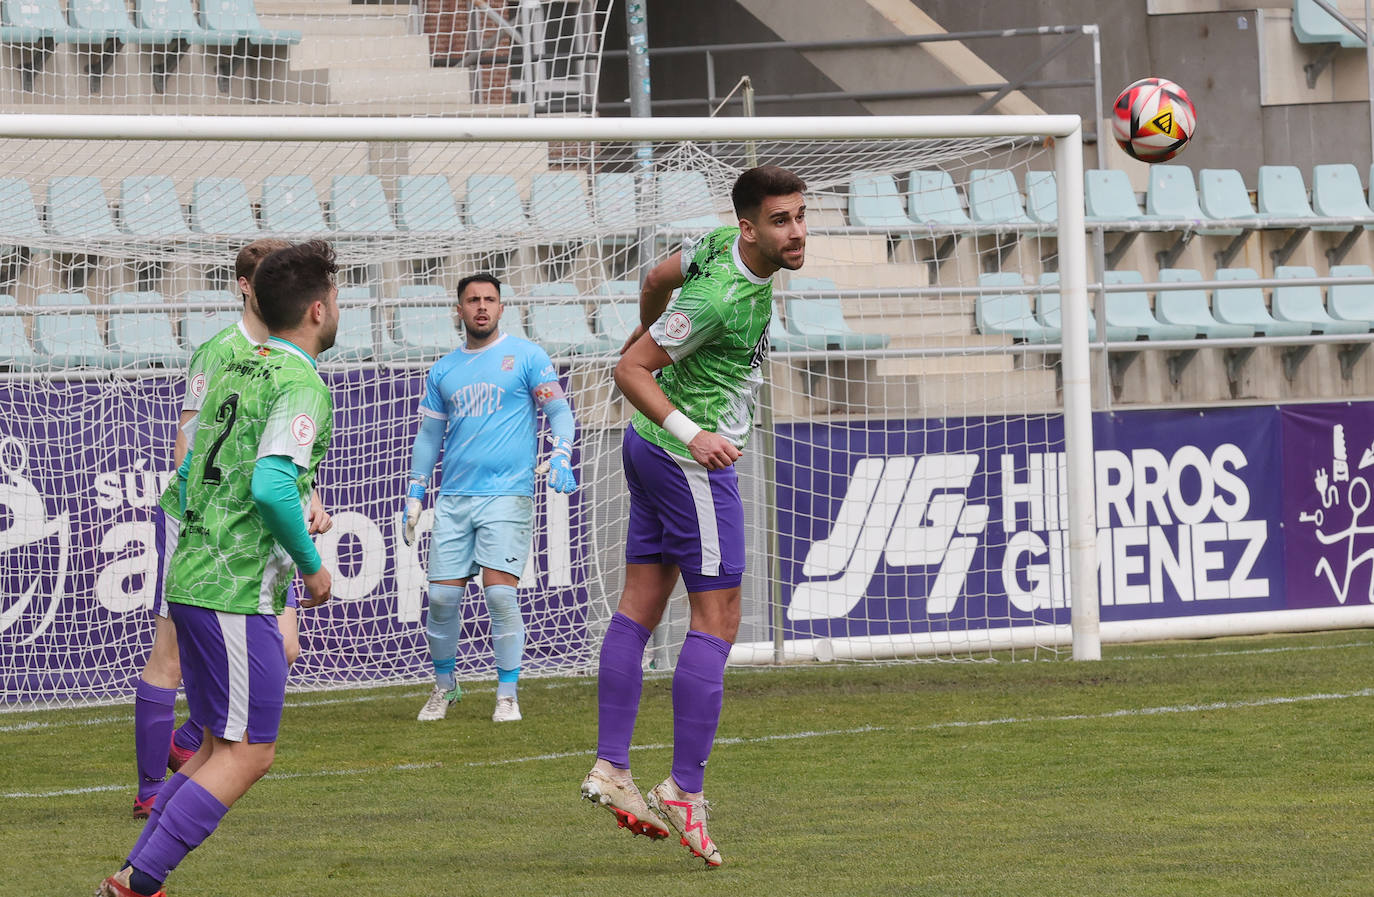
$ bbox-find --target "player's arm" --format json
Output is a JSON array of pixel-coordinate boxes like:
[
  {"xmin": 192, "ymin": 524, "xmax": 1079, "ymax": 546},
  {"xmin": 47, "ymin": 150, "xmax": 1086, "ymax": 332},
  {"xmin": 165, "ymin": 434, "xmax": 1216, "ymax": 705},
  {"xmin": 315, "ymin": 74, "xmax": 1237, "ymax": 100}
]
[
  {"xmin": 620, "ymin": 252, "xmax": 687, "ymax": 354},
  {"xmin": 614, "ymin": 336, "xmax": 740, "ymax": 471},
  {"xmin": 402, "ymin": 410, "xmax": 446, "ymax": 546},
  {"xmin": 251, "ymin": 456, "xmax": 329, "ymax": 607},
  {"xmin": 533, "ymin": 377, "xmax": 577, "ymax": 494}
]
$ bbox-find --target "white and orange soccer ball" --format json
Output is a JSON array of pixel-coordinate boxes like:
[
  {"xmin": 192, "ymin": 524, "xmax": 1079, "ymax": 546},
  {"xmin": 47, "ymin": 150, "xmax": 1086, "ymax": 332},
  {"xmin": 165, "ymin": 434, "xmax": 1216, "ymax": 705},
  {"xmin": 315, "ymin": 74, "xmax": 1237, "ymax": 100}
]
[{"xmin": 1112, "ymin": 77, "xmax": 1196, "ymax": 163}]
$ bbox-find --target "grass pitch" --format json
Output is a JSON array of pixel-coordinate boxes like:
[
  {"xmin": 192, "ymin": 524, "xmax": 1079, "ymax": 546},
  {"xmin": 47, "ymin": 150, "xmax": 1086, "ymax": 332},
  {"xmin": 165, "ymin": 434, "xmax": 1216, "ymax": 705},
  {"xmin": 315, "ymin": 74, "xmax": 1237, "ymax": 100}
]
[{"xmin": 3, "ymin": 630, "xmax": 1374, "ymax": 896}]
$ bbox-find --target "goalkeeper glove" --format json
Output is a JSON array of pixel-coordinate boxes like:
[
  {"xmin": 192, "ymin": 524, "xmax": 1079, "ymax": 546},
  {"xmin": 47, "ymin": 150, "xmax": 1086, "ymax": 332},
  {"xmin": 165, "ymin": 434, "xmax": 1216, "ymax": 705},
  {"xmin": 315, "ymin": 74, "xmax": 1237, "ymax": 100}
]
[
  {"xmin": 547, "ymin": 436, "xmax": 577, "ymax": 495},
  {"xmin": 402, "ymin": 475, "xmax": 427, "ymax": 546}
]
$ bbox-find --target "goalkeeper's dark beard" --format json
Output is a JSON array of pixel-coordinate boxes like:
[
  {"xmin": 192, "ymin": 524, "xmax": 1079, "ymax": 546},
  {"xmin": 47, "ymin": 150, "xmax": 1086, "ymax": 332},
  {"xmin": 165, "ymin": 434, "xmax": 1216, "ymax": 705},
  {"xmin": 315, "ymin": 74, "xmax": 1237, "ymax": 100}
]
[{"xmin": 467, "ymin": 321, "xmax": 498, "ymax": 341}]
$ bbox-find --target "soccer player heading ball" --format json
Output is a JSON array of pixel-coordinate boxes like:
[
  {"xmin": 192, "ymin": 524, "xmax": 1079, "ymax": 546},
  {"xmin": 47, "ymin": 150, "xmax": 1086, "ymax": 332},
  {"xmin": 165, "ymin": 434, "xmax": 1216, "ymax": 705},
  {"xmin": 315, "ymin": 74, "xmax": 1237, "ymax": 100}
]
[
  {"xmin": 581, "ymin": 165, "xmax": 807, "ymax": 868},
  {"xmin": 401, "ymin": 273, "xmax": 578, "ymax": 724}
]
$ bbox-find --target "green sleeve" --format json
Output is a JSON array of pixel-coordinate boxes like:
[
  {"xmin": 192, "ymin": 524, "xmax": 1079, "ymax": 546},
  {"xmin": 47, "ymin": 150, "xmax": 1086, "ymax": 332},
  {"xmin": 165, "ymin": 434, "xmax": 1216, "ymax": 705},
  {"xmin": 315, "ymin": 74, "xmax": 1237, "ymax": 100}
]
[{"xmin": 250, "ymin": 454, "xmax": 321, "ymax": 575}]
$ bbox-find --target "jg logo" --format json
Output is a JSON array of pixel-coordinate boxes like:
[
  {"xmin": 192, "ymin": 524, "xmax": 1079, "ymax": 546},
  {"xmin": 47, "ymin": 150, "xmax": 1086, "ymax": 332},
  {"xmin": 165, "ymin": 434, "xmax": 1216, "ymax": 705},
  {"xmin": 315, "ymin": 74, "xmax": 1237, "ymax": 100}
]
[
  {"xmin": 788, "ymin": 454, "xmax": 987, "ymax": 621},
  {"xmin": 0, "ymin": 436, "xmax": 69, "ymax": 641}
]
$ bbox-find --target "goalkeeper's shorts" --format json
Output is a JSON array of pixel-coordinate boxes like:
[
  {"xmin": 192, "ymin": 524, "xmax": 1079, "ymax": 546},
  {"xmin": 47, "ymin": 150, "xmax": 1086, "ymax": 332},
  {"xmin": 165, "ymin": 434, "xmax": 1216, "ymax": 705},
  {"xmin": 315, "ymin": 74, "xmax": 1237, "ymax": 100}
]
[{"xmin": 429, "ymin": 493, "xmax": 534, "ymax": 582}]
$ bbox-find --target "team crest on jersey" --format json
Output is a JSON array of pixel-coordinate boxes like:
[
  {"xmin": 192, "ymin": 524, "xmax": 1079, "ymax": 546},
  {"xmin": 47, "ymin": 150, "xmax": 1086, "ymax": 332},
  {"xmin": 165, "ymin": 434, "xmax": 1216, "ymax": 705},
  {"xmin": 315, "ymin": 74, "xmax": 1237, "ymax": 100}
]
[
  {"xmin": 502, "ymin": 355, "xmax": 515, "ymax": 371},
  {"xmin": 665, "ymin": 312, "xmax": 692, "ymax": 340},
  {"xmin": 291, "ymin": 413, "xmax": 316, "ymax": 446},
  {"xmin": 189, "ymin": 372, "xmax": 207, "ymax": 398}
]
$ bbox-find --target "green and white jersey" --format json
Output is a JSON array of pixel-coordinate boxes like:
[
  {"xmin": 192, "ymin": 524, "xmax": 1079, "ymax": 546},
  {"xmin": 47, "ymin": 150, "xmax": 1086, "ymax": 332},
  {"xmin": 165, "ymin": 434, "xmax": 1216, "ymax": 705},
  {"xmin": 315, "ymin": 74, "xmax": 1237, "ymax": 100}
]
[
  {"xmin": 157, "ymin": 321, "xmax": 261, "ymax": 519},
  {"xmin": 632, "ymin": 226, "xmax": 774, "ymax": 458},
  {"xmin": 165, "ymin": 337, "xmax": 334, "ymax": 616}
]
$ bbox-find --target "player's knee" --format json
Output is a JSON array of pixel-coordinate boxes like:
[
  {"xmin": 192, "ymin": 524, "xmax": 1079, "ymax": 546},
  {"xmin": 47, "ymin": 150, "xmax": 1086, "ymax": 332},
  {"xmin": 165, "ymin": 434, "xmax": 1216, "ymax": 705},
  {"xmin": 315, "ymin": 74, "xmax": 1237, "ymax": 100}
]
[
  {"xmin": 427, "ymin": 583, "xmax": 462, "ymax": 623},
  {"xmin": 245, "ymin": 743, "xmax": 277, "ymax": 781},
  {"xmin": 484, "ymin": 584, "xmax": 521, "ymax": 631}
]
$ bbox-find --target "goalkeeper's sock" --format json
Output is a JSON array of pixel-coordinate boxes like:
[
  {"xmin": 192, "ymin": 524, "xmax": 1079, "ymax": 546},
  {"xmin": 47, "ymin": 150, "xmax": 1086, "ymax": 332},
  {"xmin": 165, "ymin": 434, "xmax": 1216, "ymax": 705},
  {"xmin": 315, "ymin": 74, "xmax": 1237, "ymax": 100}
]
[
  {"xmin": 172, "ymin": 717, "xmax": 203, "ymax": 756},
  {"xmin": 596, "ymin": 612, "xmax": 651, "ymax": 769},
  {"xmin": 670, "ymin": 630, "xmax": 731, "ymax": 794},
  {"xmin": 129, "ymin": 778, "xmax": 228, "ymax": 887},
  {"xmin": 426, "ymin": 583, "xmax": 465, "ymax": 691},
  {"xmin": 134, "ymin": 679, "xmax": 176, "ymax": 800},
  {"xmin": 484, "ymin": 584, "xmax": 523, "ymax": 688}
]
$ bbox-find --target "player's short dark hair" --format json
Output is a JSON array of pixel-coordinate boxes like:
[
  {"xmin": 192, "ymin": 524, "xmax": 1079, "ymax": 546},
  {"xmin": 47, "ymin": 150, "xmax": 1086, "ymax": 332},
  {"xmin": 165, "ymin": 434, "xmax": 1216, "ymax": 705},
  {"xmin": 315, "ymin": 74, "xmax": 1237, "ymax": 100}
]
[
  {"xmin": 457, "ymin": 272, "xmax": 502, "ymax": 300},
  {"xmin": 235, "ymin": 238, "xmax": 291, "ymax": 287},
  {"xmin": 731, "ymin": 165, "xmax": 807, "ymax": 220},
  {"xmin": 253, "ymin": 240, "xmax": 338, "ymax": 331}
]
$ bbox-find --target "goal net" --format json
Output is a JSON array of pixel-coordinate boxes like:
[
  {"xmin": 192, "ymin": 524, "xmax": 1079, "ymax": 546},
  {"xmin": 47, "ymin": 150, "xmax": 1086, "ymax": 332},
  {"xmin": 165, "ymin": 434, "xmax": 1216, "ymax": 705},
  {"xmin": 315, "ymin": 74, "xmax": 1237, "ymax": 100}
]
[{"xmin": 0, "ymin": 114, "xmax": 1095, "ymax": 709}]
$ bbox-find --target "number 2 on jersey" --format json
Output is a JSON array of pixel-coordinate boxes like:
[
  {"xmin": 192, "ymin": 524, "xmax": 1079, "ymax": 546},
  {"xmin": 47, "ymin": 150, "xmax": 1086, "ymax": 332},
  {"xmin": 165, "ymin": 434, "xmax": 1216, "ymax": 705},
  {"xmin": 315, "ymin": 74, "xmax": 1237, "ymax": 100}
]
[{"xmin": 202, "ymin": 393, "xmax": 240, "ymax": 484}]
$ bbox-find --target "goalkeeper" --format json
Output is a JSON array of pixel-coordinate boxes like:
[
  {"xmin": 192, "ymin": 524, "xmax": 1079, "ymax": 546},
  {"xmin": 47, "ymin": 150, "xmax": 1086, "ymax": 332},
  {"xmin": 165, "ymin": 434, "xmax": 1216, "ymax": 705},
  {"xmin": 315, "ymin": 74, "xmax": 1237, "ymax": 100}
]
[{"xmin": 401, "ymin": 273, "xmax": 578, "ymax": 724}]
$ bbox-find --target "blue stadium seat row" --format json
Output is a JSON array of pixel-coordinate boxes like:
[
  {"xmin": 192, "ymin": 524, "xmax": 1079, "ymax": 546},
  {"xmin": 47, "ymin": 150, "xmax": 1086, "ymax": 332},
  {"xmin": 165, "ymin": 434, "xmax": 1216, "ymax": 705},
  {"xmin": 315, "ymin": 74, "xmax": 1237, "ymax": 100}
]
[{"xmin": 0, "ymin": 0, "xmax": 299, "ymax": 47}]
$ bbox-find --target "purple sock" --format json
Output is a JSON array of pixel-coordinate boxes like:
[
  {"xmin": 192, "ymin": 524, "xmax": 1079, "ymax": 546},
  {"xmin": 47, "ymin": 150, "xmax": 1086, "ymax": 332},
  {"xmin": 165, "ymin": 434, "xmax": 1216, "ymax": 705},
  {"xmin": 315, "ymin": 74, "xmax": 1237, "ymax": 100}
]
[
  {"xmin": 596, "ymin": 612, "xmax": 651, "ymax": 769},
  {"xmin": 134, "ymin": 679, "xmax": 176, "ymax": 800},
  {"xmin": 126, "ymin": 772, "xmax": 190, "ymax": 867},
  {"xmin": 129, "ymin": 778, "xmax": 229, "ymax": 885},
  {"xmin": 670, "ymin": 630, "xmax": 731, "ymax": 793},
  {"xmin": 172, "ymin": 718, "xmax": 203, "ymax": 755}
]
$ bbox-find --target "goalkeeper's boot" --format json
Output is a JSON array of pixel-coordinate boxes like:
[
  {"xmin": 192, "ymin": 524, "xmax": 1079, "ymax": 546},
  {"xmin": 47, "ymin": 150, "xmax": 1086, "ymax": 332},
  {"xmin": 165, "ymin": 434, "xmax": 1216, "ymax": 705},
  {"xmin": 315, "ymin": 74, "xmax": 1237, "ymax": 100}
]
[
  {"xmin": 492, "ymin": 695, "xmax": 522, "ymax": 722},
  {"xmin": 647, "ymin": 778, "xmax": 723, "ymax": 868},
  {"xmin": 417, "ymin": 683, "xmax": 461, "ymax": 721},
  {"xmin": 581, "ymin": 763, "xmax": 669, "ymax": 840},
  {"xmin": 131, "ymin": 794, "xmax": 155, "ymax": 820},
  {"xmin": 96, "ymin": 867, "xmax": 166, "ymax": 897}
]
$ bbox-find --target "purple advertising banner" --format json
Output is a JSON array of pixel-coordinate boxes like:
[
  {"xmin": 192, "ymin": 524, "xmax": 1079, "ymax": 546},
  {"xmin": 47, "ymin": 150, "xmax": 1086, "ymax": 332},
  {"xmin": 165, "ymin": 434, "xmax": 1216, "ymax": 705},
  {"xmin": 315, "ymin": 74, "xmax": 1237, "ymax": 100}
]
[{"xmin": 0, "ymin": 370, "xmax": 590, "ymax": 705}]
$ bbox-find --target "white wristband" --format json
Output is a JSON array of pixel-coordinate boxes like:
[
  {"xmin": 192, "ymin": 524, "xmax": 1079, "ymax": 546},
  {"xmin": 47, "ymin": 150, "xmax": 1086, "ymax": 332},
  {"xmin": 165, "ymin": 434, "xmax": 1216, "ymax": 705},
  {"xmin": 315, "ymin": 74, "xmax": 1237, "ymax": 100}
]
[{"xmin": 662, "ymin": 409, "xmax": 703, "ymax": 446}]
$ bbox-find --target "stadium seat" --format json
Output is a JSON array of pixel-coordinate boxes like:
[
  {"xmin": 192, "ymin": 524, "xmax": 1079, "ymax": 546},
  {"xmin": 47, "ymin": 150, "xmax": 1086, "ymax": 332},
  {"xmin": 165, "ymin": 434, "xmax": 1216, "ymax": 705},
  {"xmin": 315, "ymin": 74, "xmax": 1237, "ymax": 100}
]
[
  {"xmin": 465, "ymin": 174, "xmax": 527, "ymax": 232},
  {"xmin": 108, "ymin": 291, "xmax": 183, "ymax": 366},
  {"xmin": 784, "ymin": 276, "xmax": 889, "ymax": 350},
  {"xmin": 1084, "ymin": 169, "xmax": 1145, "ymax": 221},
  {"xmin": 0, "ymin": 178, "xmax": 46, "ymax": 245},
  {"xmin": 134, "ymin": 0, "xmax": 238, "ymax": 45},
  {"xmin": 906, "ymin": 170, "xmax": 970, "ymax": 226},
  {"xmin": 1311, "ymin": 163, "xmax": 1374, "ymax": 226},
  {"xmin": 848, "ymin": 172, "xmax": 909, "ymax": 228},
  {"xmin": 200, "ymin": 0, "xmax": 302, "ymax": 45},
  {"xmin": 530, "ymin": 172, "xmax": 595, "ymax": 232},
  {"xmin": 70, "ymin": 0, "xmax": 180, "ymax": 44},
  {"xmin": 3, "ymin": 0, "xmax": 112, "ymax": 44},
  {"xmin": 493, "ymin": 304, "xmax": 528, "ymax": 341},
  {"xmin": 260, "ymin": 175, "xmax": 326, "ymax": 234},
  {"xmin": 1292, "ymin": 0, "xmax": 1365, "ymax": 47},
  {"xmin": 1155, "ymin": 269, "xmax": 1255, "ymax": 338},
  {"xmin": 1212, "ymin": 268, "xmax": 1310, "ymax": 336},
  {"xmin": 120, "ymin": 176, "xmax": 190, "ymax": 236},
  {"xmin": 657, "ymin": 171, "xmax": 721, "ymax": 230},
  {"xmin": 968, "ymin": 169, "xmax": 1033, "ymax": 225},
  {"xmin": 190, "ymin": 177, "xmax": 258, "ymax": 235},
  {"xmin": 1328, "ymin": 264, "xmax": 1374, "ymax": 325},
  {"xmin": 182, "ymin": 290, "xmax": 241, "ymax": 347},
  {"xmin": 1024, "ymin": 171, "xmax": 1057, "ymax": 225},
  {"xmin": 1197, "ymin": 169, "xmax": 1258, "ymax": 223},
  {"xmin": 0, "ymin": 295, "xmax": 41, "ymax": 369},
  {"xmin": 388, "ymin": 284, "xmax": 458, "ymax": 361},
  {"xmin": 322, "ymin": 286, "xmax": 374, "ymax": 363},
  {"xmin": 975, "ymin": 272, "xmax": 1056, "ymax": 342},
  {"xmin": 1274, "ymin": 265, "xmax": 1368, "ymax": 333},
  {"xmin": 1103, "ymin": 269, "xmax": 1196, "ymax": 340},
  {"xmin": 330, "ymin": 175, "xmax": 396, "ymax": 234},
  {"xmin": 596, "ymin": 280, "xmax": 640, "ymax": 297},
  {"xmin": 768, "ymin": 315, "xmax": 828, "ymax": 351},
  {"xmin": 34, "ymin": 293, "xmax": 113, "ymax": 368},
  {"xmin": 1258, "ymin": 165, "xmax": 1344, "ymax": 231},
  {"xmin": 395, "ymin": 175, "xmax": 463, "ymax": 234},
  {"xmin": 592, "ymin": 301, "xmax": 638, "ymax": 348},
  {"xmin": 1037, "ymin": 272, "xmax": 1133, "ymax": 342},
  {"xmin": 528, "ymin": 302, "xmax": 612, "ymax": 356},
  {"xmin": 594, "ymin": 172, "xmax": 636, "ymax": 227},
  {"xmin": 48, "ymin": 177, "xmax": 119, "ymax": 238}
]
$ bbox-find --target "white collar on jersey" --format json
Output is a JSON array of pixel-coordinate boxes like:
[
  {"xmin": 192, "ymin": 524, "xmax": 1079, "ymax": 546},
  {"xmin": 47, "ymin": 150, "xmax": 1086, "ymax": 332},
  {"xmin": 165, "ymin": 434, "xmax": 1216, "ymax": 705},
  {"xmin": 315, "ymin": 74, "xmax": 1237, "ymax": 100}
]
[
  {"xmin": 461, "ymin": 330, "xmax": 509, "ymax": 354},
  {"xmin": 731, "ymin": 236, "xmax": 773, "ymax": 286},
  {"xmin": 236, "ymin": 318, "xmax": 258, "ymax": 345}
]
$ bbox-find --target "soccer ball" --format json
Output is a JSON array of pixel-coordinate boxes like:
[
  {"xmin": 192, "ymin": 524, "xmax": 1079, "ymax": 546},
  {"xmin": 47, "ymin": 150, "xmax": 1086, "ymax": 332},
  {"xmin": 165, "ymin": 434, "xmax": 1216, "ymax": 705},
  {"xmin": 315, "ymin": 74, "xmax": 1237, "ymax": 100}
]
[{"xmin": 1112, "ymin": 77, "xmax": 1196, "ymax": 163}]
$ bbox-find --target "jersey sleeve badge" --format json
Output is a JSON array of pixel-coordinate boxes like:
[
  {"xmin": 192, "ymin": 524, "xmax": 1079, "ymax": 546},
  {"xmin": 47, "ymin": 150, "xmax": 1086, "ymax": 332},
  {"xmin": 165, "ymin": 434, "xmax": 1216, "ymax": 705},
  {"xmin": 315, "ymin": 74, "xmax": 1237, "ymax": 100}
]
[
  {"xmin": 189, "ymin": 372, "xmax": 207, "ymax": 398},
  {"xmin": 665, "ymin": 311, "xmax": 692, "ymax": 340},
  {"xmin": 291, "ymin": 413, "xmax": 317, "ymax": 446}
]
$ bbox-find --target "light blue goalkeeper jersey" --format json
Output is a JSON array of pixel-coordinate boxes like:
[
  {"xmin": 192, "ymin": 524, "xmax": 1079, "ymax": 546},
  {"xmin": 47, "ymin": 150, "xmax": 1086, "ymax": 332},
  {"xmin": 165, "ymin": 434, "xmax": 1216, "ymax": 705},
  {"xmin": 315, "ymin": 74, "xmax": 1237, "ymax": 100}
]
[{"xmin": 418, "ymin": 333, "xmax": 560, "ymax": 497}]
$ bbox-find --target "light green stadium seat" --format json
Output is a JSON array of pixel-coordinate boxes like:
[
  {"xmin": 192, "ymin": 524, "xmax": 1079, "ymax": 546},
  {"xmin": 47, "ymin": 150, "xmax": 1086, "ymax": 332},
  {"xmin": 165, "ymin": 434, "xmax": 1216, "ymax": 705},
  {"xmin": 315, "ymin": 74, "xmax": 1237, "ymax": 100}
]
[
  {"xmin": 466, "ymin": 174, "xmax": 527, "ymax": 231},
  {"xmin": 594, "ymin": 172, "xmax": 635, "ymax": 226},
  {"xmin": 1197, "ymin": 169, "xmax": 1258, "ymax": 223},
  {"xmin": 1037, "ymin": 272, "xmax": 1136, "ymax": 342},
  {"xmin": 0, "ymin": 179, "xmax": 43, "ymax": 273},
  {"xmin": 1156, "ymin": 269, "xmax": 1255, "ymax": 339},
  {"xmin": 596, "ymin": 280, "xmax": 639, "ymax": 297},
  {"xmin": 260, "ymin": 175, "xmax": 326, "ymax": 234},
  {"xmin": 1311, "ymin": 163, "xmax": 1374, "ymax": 229},
  {"xmin": 1145, "ymin": 164, "xmax": 1240, "ymax": 236},
  {"xmin": 968, "ymin": 169, "xmax": 1032, "ymax": 225},
  {"xmin": 120, "ymin": 176, "xmax": 189, "ymax": 237},
  {"xmin": 1328, "ymin": 264, "xmax": 1374, "ymax": 325},
  {"xmin": 0, "ymin": 295, "xmax": 41, "ymax": 369},
  {"xmin": 1259, "ymin": 165, "xmax": 1343, "ymax": 232},
  {"xmin": 976, "ymin": 272, "xmax": 1056, "ymax": 343},
  {"xmin": 1103, "ymin": 269, "xmax": 1196, "ymax": 340},
  {"xmin": 190, "ymin": 177, "xmax": 257, "ymax": 235},
  {"xmin": 5, "ymin": 0, "xmax": 117, "ymax": 43},
  {"xmin": 395, "ymin": 175, "xmax": 463, "ymax": 234},
  {"xmin": 70, "ymin": 0, "xmax": 180, "ymax": 43},
  {"xmin": 1274, "ymin": 265, "xmax": 1368, "ymax": 334},
  {"xmin": 388, "ymin": 284, "xmax": 457, "ymax": 362},
  {"xmin": 906, "ymin": 170, "xmax": 970, "ymax": 226},
  {"xmin": 135, "ymin": 0, "xmax": 239, "ymax": 45},
  {"xmin": 592, "ymin": 301, "xmax": 638, "ymax": 348},
  {"xmin": 784, "ymin": 276, "xmax": 889, "ymax": 350},
  {"xmin": 1084, "ymin": 169, "xmax": 1145, "ymax": 221},
  {"xmin": 491, "ymin": 304, "xmax": 527, "ymax": 341},
  {"xmin": 322, "ymin": 286, "xmax": 374, "ymax": 363},
  {"xmin": 527, "ymin": 289, "xmax": 612, "ymax": 356},
  {"xmin": 48, "ymin": 177, "xmax": 119, "ymax": 238},
  {"xmin": 768, "ymin": 314, "xmax": 828, "ymax": 352},
  {"xmin": 201, "ymin": 0, "xmax": 301, "ymax": 45},
  {"xmin": 1292, "ymin": 0, "xmax": 1365, "ymax": 47},
  {"xmin": 1024, "ymin": 170, "xmax": 1057, "ymax": 225},
  {"xmin": 1213, "ymin": 268, "xmax": 1310, "ymax": 336},
  {"xmin": 34, "ymin": 293, "xmax": 113, "ymax": 367},
  {"xmin": 182, "ymin": 291, "xmax": 241, "ymax": 348},
  {"xmin": 108, "ymin": 291, "xmax": 184, "ymax": 366},
  {"xmin": 848, "ymin": 171, "xmax": 909, "ymax": 227},
  {"xmin": 330, "ymin": 175, "xmax": 395, "ymax": 235},
  {"xmin": 657, "ymin": 171, "xmax": 722, "ymax": 230},
  {"xmin": 531, "ymin": 172, "xmax": 595, "ymax": 231}
]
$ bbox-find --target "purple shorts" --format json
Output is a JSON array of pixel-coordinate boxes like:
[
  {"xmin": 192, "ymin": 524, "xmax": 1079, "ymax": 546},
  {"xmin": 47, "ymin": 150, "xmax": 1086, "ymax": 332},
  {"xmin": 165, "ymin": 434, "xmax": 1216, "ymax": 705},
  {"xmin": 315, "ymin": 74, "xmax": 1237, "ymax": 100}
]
[
  {"xmin": 622, "ymin": 425, "xmax": 744, "ymax": 591},
  {"xmin": 169, "ymin": 602, "xmax": 288, "ymax": 744}
]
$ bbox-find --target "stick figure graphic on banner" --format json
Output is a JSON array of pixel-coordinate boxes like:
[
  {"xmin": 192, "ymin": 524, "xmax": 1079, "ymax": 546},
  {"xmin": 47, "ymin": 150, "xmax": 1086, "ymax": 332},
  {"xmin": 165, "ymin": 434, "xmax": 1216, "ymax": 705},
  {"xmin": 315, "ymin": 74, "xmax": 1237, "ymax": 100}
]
[
  {"xmin": 0, "ymin": 435, "xmax": 69, "ymax": 640},
  {"xmin": 1305, "ymin": 424, "xmax": 1374, "ymax": 604}
]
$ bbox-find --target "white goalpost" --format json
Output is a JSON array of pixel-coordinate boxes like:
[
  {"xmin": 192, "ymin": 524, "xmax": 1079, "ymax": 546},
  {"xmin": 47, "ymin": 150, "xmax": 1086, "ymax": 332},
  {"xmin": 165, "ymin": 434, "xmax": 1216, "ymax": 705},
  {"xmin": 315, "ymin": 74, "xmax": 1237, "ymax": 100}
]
[{"xmin": 0, "ymin": 113, "xmax": 1099, "ymax": 709}]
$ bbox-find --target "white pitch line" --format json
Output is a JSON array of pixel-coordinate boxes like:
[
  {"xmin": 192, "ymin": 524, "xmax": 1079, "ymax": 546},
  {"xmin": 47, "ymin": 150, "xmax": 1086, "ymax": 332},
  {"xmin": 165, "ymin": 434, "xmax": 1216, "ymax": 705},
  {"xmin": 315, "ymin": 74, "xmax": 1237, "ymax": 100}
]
[{"xmin": 5, "ymin": 691, "xmax": 1371, "ymax": 802}]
